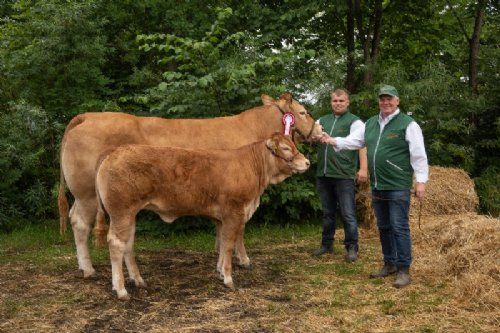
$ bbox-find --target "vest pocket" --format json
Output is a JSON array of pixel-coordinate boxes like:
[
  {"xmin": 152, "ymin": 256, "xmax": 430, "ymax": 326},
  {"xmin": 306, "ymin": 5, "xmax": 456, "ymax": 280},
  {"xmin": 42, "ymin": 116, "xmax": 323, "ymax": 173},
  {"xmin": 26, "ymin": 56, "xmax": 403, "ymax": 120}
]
[{"xmin": 386, "ymin": 159, "xmax": 403, "ymax": 171}]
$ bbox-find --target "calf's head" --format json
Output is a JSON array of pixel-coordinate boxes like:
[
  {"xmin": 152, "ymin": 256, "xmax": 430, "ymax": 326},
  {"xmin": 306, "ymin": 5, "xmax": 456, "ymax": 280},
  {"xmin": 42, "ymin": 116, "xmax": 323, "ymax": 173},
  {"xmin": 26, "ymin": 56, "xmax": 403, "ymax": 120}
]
[{"xmin": 266, "ymin": 133, "xmax": 310, "ymax": 175}]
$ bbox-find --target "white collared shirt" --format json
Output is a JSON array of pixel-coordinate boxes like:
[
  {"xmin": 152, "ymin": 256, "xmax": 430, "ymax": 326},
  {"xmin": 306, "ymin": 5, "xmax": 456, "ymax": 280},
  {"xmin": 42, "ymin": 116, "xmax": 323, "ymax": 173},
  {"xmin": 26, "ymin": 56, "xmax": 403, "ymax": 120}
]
[{"xmin": 335, "ymin": 108, "xmax": 429, "ymax": 183}]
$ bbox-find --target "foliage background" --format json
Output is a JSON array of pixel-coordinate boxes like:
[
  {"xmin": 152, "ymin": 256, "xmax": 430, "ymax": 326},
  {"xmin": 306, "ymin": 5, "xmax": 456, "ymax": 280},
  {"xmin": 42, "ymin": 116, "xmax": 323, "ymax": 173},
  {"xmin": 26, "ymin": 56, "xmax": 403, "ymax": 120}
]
[{"xmin": 0, "ymin": 0, "xmax": 498, "ymax": 232}]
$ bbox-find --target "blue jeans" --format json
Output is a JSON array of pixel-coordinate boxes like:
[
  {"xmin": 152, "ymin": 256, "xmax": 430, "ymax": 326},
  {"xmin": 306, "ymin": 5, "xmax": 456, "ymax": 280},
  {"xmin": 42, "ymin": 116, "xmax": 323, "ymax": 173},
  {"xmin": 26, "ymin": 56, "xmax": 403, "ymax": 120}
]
[
  {"xmin": 371, "ymin": 190, "xmax": 412, "ymax": 268},
  {"xmin": 316, "ymin": 177, "xmax": 358, "ymax": 249}
]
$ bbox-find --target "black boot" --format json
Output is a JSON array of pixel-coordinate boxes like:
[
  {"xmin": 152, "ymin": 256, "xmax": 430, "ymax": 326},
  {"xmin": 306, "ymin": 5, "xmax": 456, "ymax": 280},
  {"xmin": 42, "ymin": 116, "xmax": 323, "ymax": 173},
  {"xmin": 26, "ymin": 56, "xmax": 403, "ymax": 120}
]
[
  {"xmin": 313, "ymin": 245, "xmax": 333, "ymax": 257},
  {"xmin": 393, "ymin": 266, "xmax": 411, "ymax": 288},
  {"xmin": 345, "ymin": 244, "xmax": 358, "ymax": 263},
  {"xmin": 369, "ymin": 262, "xmax": 397, "ymax": 278}
]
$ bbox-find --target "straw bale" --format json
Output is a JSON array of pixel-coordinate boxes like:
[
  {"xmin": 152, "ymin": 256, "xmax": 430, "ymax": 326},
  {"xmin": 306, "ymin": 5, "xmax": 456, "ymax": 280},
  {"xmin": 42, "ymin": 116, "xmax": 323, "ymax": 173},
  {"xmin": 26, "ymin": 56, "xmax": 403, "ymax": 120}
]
[
  {"xmin": 355, "ymin": 166, "xmax": 478, "ymax": 228},
  {"xmin": 413, "ymin": 213, "xmax": 500, "ymax": 309},
  {"xmin": 410, "ymin": 166, "xmax": 478, "ymax": 216},
  {"xmin": 355, "ymin": 180, "xmax": 376, "ymax": 229}
]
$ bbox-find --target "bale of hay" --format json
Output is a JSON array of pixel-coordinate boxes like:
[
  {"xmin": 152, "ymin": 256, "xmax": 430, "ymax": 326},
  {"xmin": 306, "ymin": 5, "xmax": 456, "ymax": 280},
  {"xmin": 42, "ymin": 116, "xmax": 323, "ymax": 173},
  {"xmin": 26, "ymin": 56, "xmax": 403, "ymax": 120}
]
[
  {"xmin": 355, "ymin": 180, "xmax": 376, "ymax": 230},
  {"xmin": 355, "ymin": 166, "xmax": 478, "ymax": 228},
  {"xmin": 410, "ymin": 166, "xmax": 478, "ymax": 216},
  {"xmin": 413, "ymin": 213, "xmax": 499, "ymax": 310}
]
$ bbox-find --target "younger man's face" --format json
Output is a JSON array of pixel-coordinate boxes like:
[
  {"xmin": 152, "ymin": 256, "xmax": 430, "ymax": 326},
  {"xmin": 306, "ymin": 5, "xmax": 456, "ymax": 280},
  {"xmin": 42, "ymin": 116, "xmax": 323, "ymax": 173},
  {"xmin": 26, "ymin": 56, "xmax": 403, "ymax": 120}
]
[{"xmin": 330, "ymin": 93, "xmax": 350, "ymax": 115}]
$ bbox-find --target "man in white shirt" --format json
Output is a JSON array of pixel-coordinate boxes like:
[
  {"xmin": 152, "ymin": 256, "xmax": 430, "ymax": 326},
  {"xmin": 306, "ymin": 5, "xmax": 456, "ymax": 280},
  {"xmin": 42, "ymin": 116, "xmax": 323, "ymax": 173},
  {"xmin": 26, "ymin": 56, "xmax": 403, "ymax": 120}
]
[{"xmin": 320, "ymin": 84, "xmax": 428, "ymax": 288}]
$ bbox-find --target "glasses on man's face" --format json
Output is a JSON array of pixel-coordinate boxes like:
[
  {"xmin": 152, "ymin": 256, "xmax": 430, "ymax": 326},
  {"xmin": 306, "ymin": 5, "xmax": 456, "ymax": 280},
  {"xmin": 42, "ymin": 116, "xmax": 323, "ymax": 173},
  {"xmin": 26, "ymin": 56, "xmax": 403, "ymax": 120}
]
[{"xmin": 332, "ymin": 99, "xmax": 346, "ymax": 103}]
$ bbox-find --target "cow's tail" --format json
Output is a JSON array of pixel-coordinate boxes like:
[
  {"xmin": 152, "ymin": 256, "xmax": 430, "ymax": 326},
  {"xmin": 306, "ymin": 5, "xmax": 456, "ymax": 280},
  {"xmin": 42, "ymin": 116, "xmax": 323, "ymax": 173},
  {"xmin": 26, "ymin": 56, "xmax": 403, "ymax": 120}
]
[
  {"xmin": 58, "ymin": 114, "xmax": 86, "ymax": 235},
  {"xmin": 58, "ymin": 167, "xmax": 69, "ymax": 235},
  {"xmin": 93, "ymin": 159, "xmax": 109, "ymax": 248}
]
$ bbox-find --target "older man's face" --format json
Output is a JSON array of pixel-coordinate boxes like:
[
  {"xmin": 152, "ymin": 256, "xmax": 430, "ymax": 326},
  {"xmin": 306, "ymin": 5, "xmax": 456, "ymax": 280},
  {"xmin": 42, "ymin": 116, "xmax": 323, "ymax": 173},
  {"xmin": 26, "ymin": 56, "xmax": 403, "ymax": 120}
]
[
  {"xmin": 330, "ymin": 93, "xmax": 350, "ymax": 115},
  {"xmin": 378, "ymin": 95, "xmax": 399, "ymax": 117}
]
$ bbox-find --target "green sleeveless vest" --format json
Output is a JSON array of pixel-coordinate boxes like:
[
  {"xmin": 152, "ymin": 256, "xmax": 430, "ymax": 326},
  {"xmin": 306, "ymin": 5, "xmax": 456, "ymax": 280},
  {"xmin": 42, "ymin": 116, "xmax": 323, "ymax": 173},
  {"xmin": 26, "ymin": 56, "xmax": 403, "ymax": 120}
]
[
  {"xmin": 364, "ymin": 111, "xmax": 414, "ymax": 190},
  {"xmin": 316, "ymin": 111, "xmax": 360, "ymax": 179}
]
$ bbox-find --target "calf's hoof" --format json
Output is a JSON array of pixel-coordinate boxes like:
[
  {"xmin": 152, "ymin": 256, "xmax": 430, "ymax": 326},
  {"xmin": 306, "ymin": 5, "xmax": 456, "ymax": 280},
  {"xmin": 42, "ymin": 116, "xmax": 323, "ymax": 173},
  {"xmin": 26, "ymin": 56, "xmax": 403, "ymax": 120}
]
[
  {"xmin": 237, "ymin": 262, "xmax": 253, "ymax": 270},
  {"xmin": 127, "ymin": 278, "xmax": 147, "ymax": 288},
  {"xmin": 113, "ymin": 289, "xmax": 130, "ymax": 301},
  {"xmin": 82, "ymin": 269, "xmax": 97, "ymax": 279},
  {"xmin": 224, "ymin": 280, "xmax": 235, "ymax": 290}
]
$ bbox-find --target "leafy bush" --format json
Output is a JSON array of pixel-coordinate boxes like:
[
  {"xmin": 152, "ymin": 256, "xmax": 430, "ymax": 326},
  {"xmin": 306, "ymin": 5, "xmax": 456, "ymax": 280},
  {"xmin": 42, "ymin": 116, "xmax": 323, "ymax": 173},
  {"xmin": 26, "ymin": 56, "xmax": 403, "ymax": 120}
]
[
  {"xmin": 0, "ymin": 102, "xmax": 57, "ymax": 231},
  {"xmin": 475, "ymin": 166, "xmax": 500, "ymax": 217}
]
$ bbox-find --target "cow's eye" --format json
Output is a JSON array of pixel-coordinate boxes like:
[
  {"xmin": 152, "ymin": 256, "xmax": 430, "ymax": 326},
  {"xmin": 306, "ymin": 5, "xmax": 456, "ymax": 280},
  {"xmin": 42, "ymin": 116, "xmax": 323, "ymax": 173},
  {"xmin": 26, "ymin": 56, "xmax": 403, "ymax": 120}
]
[
  {"xmin": 281, "ymin": 146, "xmax": 291, "ymax": 151},
  {"xmin": 299, "ymin": 111, "xmax": 306, "ymax": 116}
]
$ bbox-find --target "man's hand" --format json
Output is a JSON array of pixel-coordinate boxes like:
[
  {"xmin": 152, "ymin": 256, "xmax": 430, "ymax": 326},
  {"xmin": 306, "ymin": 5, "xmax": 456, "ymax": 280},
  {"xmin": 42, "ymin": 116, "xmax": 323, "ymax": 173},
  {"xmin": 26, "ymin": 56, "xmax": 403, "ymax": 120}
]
[
  {"xmin": 356, "ymin": 169, "xmax": 368, "ymax": 183},
  {"xmin": 415, "ymin": 182, "xmax": 425, "ymax": 200},
  {"xmin": 319, "ymin": 132, "xmax": 336, "ymax": 146}
]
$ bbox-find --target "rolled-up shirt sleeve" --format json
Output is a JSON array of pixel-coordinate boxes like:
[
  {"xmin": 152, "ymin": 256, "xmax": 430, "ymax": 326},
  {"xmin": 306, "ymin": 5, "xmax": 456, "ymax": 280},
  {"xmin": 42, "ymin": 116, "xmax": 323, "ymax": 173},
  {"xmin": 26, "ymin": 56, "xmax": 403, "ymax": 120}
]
[
  {"xmin": 406, "ymin": 121, "xmax": 429, "ymax": 183},
  {"xmin": 334, "ymin": 120, "xmax": 366, "ymax": 151}
]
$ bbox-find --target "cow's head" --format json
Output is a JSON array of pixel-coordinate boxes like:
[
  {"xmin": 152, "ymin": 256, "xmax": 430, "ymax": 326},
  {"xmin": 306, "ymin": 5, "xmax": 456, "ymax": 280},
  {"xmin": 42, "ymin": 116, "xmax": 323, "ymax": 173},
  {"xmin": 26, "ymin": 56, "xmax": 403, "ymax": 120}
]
[
  {"xmin": 261, "ymin": 93, "xmax": 323, "ymax": 143},
  {"xmin": 266, "ymin": 133, "xmax": 310, "ymax": 181}
]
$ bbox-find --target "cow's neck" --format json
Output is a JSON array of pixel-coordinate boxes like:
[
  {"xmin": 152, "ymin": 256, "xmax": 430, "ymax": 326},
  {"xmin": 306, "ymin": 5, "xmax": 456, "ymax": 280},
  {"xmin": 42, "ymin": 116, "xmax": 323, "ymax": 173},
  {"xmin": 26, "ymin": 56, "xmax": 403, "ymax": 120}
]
[{"xmin": 240, "ymin": 106, "xmax": 285, "ymax": 138}]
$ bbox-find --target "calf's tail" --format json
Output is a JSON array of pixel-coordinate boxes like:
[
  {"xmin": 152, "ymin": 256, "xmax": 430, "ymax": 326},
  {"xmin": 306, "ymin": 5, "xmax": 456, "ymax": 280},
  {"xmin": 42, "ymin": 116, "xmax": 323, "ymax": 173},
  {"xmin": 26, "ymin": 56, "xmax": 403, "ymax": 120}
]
[{"xmin": 93, "ymin": 168, "xmax": 109, "ymax": 248}]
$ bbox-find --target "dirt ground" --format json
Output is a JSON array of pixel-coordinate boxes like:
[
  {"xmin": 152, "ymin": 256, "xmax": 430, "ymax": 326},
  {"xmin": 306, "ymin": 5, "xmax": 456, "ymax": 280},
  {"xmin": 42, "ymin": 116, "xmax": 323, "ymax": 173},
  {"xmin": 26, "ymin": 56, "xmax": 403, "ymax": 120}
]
[{"xmin": 0, "ymin": 214, "xmax": 498, "ymax": 332}]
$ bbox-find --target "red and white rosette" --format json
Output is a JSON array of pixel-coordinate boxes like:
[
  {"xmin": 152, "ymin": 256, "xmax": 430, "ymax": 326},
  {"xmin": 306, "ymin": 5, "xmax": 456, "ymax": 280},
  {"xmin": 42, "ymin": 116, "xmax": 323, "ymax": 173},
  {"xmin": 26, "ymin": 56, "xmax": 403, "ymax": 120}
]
[{"xmin": 282, "ymin": 113, "xmax": 295, "ymax": 136}]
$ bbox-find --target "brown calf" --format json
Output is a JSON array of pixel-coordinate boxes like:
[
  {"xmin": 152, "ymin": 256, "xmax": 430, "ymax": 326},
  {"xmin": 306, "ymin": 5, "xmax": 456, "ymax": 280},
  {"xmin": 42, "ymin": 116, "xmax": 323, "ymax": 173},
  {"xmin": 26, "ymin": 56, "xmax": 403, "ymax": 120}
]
[{"xmin": 95, "ymin": 133, "xmax": 309, "ymax": 300}]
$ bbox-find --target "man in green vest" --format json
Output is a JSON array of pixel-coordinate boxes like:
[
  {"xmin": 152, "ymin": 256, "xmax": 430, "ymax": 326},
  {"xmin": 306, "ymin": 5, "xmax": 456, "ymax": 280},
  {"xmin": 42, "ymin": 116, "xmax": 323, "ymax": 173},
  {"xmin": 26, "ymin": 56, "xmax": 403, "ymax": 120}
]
[
  {"xmin": 313, "ymin": 88, "xmax": 368, "ymax": 263},
  {"xmin": 320, "ymin": 85, "xmax": 428, "ymax": 288}
]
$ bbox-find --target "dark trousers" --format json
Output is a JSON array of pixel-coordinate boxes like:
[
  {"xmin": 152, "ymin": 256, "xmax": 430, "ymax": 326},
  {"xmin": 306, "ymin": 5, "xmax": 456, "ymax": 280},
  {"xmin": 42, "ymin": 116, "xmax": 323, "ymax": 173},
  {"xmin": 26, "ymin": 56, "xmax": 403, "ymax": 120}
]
[
  {"xmin": 371, "ymin": 189, "xmax": 412, "ymax": 268},
  {"xmin": 316, "ymin": 177, "xmax": 358, "ymax": 249}
]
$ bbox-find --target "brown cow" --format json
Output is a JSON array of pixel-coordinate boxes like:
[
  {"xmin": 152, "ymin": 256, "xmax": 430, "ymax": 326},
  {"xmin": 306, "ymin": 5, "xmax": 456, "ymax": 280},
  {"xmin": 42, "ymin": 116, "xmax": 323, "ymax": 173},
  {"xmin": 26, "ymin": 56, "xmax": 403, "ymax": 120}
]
[
  {"xmin": 95, "ymin": 133, "xmax": 310, "ymax": 300},
  {"xmin": 59, "ymin": 93, "xmax": 322, "ymax": 278}
]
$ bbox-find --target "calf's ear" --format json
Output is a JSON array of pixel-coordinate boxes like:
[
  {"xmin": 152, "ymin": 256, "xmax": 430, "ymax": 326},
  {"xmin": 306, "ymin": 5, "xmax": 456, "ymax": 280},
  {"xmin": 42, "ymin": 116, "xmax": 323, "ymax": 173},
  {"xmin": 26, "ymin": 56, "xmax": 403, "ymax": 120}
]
[
  {"xmin": 266, "ymin": 138, "xmax": 277, "ymax": 153},
  {"xmin": 261, "ymin": 94, "xmax": 275, "ymax": 106}
]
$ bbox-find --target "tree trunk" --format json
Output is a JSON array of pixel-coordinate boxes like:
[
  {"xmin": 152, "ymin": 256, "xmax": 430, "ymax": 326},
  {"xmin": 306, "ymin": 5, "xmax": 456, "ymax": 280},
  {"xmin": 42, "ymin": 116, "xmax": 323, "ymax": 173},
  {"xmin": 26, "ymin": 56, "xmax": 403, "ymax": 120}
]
[
  {"xmin": 363, "ymin": 0, "xmax": 383, "ymax": 86},
  {"xmin": 346, "ymin": 0, "xmax": 356, "ymax": 93},
  {"xmin": 469, "ymin": 0, "xmax": 485, "ymax": 95}
]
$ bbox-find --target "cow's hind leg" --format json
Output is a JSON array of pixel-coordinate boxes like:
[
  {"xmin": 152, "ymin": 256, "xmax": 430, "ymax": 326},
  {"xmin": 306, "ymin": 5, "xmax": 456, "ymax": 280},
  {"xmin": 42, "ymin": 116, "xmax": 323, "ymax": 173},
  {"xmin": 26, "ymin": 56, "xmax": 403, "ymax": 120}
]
[
  {"xmin": 123, "ymin": 227, "xmax": 146, "ymax": 288},
  {"xmin": 70, "ymin": 198, "xmax": 97, "ymax": 278}
]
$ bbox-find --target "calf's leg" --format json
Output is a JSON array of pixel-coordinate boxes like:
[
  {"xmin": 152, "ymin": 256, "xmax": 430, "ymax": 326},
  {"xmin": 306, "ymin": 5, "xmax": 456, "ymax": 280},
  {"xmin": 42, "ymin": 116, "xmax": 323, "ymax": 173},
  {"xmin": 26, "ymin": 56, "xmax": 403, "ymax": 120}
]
[
  {"xmin": 234, "ymin": 224, "xmax": 251, "ymax": 269},
  {"xmin": 123, "ymin": 227, "xmax": 146, "ymax": 288},
  {"xmin": 108, "ymin": 217, "xmax": 134, "ymax": 300},
  {"xmin": 218, "ymin": 220, "xmax": 240, "ymax": 289}
]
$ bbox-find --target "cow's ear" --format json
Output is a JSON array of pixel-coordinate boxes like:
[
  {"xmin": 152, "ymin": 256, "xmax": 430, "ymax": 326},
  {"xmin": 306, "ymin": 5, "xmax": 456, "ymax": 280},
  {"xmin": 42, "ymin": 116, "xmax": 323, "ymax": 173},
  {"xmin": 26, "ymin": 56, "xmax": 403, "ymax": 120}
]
[
  {"xmin": 279, "ymin": 92, "xmax": 293, "ymax": 103},
  {"xmin": 261, "ymin": 94, "xmax": 275, "ymax": 106}
]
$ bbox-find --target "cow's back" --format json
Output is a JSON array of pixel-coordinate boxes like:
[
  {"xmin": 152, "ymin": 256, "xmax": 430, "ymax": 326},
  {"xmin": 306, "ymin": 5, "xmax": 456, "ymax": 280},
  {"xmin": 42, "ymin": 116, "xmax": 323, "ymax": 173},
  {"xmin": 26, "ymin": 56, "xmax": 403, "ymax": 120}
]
[{"xmin": 61, "ymin": 109, "xmax": 280, "ymax": 199}]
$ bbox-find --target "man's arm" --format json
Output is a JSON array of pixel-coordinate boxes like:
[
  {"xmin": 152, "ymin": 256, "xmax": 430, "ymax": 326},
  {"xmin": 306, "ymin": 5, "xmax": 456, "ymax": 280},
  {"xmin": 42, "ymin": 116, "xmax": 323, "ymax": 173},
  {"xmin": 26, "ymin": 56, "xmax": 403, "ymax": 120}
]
[
  {"xmin": 356, "ymin": 147, "xmax": 368, "ymax": 183},
  {"xmin": 320, "ymin": 120, "xmax": 366, "ymax": 151},
  {"xmin": 406, "ymin": 122, "xmax": 429, "ymax": 200}
]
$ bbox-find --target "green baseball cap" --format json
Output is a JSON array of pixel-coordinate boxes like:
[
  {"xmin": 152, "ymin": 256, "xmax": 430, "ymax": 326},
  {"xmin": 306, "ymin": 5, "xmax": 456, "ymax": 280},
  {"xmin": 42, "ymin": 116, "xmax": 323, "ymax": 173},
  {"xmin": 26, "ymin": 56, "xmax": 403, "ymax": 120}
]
[{"xmin": 378, "ymin": 84, "xmax": 399, "ymax": 97}]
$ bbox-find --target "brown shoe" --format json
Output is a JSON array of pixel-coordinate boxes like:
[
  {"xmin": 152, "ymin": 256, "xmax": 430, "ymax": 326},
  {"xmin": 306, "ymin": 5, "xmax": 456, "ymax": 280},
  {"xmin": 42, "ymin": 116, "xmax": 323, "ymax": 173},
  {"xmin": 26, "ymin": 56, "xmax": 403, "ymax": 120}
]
[
  {"xmin": 393, "ymin": 267, "xmax": 411, "ymax": 288},
  {"xmin": 369, "ymin": 263, "xmax": 397, "ymax": 278}
]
